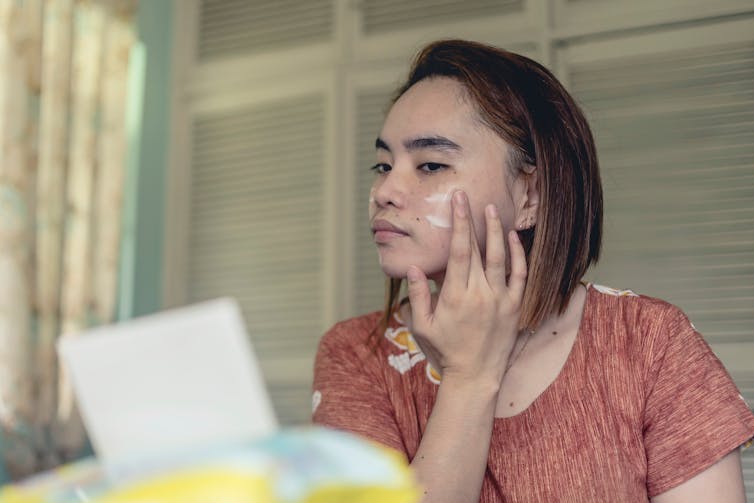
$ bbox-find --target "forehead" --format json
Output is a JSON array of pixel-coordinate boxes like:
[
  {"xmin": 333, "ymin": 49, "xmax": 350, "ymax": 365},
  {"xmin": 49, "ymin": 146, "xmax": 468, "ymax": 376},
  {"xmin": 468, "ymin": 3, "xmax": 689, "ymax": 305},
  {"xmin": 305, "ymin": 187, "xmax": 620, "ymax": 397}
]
[{"xmin": 380, "ymin": 77, "xmax": 481, "ymax": 143}]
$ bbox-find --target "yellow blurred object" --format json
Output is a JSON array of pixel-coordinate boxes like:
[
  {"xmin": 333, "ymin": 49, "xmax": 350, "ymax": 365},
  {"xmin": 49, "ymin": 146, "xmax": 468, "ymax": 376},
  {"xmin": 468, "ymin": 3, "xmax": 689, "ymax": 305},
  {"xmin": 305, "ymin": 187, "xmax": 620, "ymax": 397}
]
[
  {"xmin": 0, "ymin": 428, "xmax": 421, "ymax": 502},
  {"xmin": 94, "ymin": 469, "xmax": 275, "ymax": 503},
  {"xmin": 0, "ymin": 487, "xmax": 44, "ymax": 503},
  {"xmin": 305, "ymin": 485, "xmax": 419, "ymax": 503}
]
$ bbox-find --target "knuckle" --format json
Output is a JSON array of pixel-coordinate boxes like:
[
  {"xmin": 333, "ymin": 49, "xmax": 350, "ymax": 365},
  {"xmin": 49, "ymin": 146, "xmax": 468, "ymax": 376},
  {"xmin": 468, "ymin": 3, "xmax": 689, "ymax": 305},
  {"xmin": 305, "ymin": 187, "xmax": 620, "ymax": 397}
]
[
  {"xmin": 486, "ymin": 256, "xmax": 504, "ymax": 268},
  {"xmin": 478, "ymin": 296, "xmax": 494, "ymax": 311},
  {"xmin": 512, "ymin": 266, "xmax": 528, "ymax": 279}
]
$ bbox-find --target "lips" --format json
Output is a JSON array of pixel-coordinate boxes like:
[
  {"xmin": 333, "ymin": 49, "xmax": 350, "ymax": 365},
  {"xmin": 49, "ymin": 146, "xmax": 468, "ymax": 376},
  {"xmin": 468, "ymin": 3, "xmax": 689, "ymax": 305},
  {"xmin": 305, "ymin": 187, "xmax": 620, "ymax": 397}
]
[{"xmin": 371, "ymin": 219, "xmax": 409, "ymax": 243}]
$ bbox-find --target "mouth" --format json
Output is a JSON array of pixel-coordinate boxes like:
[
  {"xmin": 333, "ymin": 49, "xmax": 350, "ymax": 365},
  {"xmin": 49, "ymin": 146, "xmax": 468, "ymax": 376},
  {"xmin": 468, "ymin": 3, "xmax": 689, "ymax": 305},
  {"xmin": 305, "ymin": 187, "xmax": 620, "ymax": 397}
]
[{"xmin": 371, "ymin": 219, "xmax": 409, "ymax": 243}]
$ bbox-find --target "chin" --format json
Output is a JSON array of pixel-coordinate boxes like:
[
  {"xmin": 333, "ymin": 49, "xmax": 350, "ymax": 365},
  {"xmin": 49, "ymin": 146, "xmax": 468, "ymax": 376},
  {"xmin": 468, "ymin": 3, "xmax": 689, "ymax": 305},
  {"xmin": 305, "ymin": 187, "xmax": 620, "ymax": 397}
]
[
  {"xmin": 377, "ymin": 262, "xmax": 410, "ymax": 279},
  {"xmin": 377, "ymin": 254, "xmax": 448, "ymax": 281}
]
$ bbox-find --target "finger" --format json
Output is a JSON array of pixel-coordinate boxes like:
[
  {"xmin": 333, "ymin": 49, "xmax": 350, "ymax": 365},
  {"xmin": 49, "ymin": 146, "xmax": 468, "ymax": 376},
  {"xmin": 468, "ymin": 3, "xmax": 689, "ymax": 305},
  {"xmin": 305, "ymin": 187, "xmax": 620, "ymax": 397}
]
[
  {"xmin": 445, "ymin": 190, "xmax": 472, "ymax": 289},
  {"xmin": 465, "ymin": 198, "xmax": 485, "ymax": 280},
  {"xmin": 484, "ymin": 204, "xmax": 506, "ymax": 290},
  {"xmin": 506, "ymin": 230, "xmax": 527, "ymax": 300},
  {"xmin": 406, "ymin": 265, "xmax": 432, "ymax": 330}
]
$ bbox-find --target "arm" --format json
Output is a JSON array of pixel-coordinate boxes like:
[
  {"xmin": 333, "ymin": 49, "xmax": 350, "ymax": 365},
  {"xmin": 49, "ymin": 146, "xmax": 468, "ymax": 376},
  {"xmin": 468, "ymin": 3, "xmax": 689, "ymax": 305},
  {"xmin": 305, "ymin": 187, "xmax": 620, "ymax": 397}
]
[
  {"xmin": 406, "ymin": 192, "xmax": 526, "ymax": 502},
  {"xmin": 651, "ymin": 449, "xmax": 746, "ymax": 503},
  {"xmin": 408, "ymin": 373, "xmax": 500, "ymax": 502}
]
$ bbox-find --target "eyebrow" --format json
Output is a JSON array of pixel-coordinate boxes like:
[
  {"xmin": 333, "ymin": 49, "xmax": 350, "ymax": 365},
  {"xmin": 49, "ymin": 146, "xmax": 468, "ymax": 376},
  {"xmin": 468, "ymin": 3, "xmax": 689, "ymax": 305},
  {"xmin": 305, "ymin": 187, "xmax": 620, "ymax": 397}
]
[{"xmin": 375, "ymin": 135, "xmax": 462, "ymax": 153}]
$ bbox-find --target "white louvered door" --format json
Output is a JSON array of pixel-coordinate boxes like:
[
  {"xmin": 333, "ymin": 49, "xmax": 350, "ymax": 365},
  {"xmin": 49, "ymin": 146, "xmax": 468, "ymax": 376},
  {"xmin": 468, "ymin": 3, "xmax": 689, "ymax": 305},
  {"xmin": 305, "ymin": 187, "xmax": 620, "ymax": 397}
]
[
  {"xmin": 168, "ymin": 0, "xmax": 338, "ymax": 426},
  {"xmin": 188, "ymin": 96, "xmax": 327, "ymax": 424}
]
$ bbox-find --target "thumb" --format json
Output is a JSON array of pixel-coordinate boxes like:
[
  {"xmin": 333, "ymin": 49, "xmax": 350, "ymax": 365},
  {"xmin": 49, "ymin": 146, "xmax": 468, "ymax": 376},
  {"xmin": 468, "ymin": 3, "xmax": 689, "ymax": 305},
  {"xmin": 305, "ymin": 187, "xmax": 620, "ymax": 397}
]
[{"xmin": 406, "ymin": 265, "xmax": 432, "ymax": 331}]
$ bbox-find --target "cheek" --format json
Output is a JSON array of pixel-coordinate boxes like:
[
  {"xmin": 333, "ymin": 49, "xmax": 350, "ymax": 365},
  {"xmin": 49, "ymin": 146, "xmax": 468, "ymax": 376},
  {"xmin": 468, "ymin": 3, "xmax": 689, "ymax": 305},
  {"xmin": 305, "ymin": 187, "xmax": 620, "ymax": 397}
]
[
  {"xmin": 420, "ymin": 187, "xmax": 454, "ymax": 230},
  {"xmin": 419, "ymin": 224, "xmax": 453, "ymax": 275}
]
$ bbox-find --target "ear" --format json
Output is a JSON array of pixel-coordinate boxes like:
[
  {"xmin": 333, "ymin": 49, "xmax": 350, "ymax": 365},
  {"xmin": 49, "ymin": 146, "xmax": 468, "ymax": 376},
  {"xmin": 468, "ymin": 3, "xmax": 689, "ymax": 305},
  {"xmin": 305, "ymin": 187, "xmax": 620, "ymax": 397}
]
[{"xmin": 514, "ymin": 165, "xmax": 539, "ymax": 230}]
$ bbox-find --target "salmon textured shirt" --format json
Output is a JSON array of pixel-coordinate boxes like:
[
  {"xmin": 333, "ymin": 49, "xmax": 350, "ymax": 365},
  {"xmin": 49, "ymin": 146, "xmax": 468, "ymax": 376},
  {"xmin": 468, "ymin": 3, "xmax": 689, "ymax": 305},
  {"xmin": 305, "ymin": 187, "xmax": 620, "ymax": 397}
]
[{"xmin": 312, "ymin": 285, "xmax": 754, "ymax": 501}]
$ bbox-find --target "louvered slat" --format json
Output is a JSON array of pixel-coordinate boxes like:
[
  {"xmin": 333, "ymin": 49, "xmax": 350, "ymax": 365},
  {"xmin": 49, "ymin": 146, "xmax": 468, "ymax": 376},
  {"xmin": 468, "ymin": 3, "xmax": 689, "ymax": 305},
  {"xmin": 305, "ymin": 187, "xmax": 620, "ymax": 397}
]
[
  {"xmin": 361, "ymin": 0, "xmax": 523, "ymax": 34},
  {"xmin": 198, "ymin": 0, "xmax": 333, "ymax": 61},
  {"xmin": 572, "ymin": 40, "xmax": 754, "ymax": 344},
  {"xmin": 188, "ymin": 95, "xmax": 325, "ymax": 425}
]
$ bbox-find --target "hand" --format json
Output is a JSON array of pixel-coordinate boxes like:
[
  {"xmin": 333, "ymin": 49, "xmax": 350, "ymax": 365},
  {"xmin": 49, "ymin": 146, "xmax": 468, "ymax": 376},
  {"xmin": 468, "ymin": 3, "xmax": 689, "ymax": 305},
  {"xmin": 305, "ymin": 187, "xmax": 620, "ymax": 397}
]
[{"xmin": 406, "ymin": 190, "xmax": 527, "ymax": 385}]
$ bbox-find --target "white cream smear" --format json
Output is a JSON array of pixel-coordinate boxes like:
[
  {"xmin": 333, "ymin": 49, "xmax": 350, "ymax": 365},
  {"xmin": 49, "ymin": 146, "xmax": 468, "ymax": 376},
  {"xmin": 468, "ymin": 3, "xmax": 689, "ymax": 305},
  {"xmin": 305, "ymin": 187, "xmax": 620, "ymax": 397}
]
[
  {"xmin": 423, "ymin": 191, "xmax": 453, "ymax": 229},
  {"xmin": 424, "ymin": 192, "xmax": 452, "ymax": 204},
  {"xmin": 425, "ymin": 215, "xmax": 451, "ymax": 228}
]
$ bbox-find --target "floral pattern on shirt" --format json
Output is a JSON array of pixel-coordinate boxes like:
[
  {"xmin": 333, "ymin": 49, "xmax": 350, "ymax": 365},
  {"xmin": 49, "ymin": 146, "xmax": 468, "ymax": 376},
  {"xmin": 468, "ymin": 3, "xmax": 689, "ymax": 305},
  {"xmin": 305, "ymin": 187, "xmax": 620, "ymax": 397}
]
[
  {"xmin": 384, "ymin": 312, "xmax": 440, "ymax": 384},
  {"xmin": 589, "ymin": 283, "xmax": 638, "ymax": 297}
]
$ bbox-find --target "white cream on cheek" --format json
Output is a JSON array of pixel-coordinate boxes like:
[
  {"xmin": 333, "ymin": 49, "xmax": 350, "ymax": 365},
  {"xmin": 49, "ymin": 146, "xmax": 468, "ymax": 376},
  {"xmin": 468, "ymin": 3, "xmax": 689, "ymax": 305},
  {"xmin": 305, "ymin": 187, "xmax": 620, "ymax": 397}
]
[
  {"xmin": 423, "ymin": 190, "xmax": 453, "ymax": 229},
  {"xmin": 425, "ymin": 215, "xmax": 451, "ymax": 229},
  {"xmin": 368, "ymin": 187, "xmax": 376, "ymax": 220}
]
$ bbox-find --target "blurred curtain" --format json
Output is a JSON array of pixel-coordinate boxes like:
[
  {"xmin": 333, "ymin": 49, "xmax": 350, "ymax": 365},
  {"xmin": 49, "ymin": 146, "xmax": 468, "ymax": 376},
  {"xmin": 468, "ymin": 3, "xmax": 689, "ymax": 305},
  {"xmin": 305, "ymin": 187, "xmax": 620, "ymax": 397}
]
[{"xmin": 0, "ymin": 0, "xmax": 135, "ymax": 479}]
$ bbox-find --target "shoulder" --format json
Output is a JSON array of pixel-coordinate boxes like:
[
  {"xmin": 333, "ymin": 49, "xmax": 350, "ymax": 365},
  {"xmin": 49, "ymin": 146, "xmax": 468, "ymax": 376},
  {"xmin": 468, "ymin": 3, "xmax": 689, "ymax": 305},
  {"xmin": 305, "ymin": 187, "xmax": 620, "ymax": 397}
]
[
  {"xmin": 584, "ymin": 283, "xmax": 706, "ymax": 386},
  {"xmin": 589, "ymin": 282, "xmax": 682, "ymax": 317},
  {"xmin": 317, "ymin": 311, "xmax": 383, "ymax": 358},
  {"xmin": 585, "ymin": 283, "xmax": 735, "ymax": 399},
  {"xmin": 586, "ymin": 283, "xmax": 693, "ymax": 343}
]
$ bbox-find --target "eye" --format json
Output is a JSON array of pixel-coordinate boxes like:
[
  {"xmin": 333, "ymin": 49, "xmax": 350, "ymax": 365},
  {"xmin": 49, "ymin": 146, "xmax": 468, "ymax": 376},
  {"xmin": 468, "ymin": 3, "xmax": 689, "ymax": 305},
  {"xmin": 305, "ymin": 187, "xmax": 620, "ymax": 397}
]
[
  {"xmin": 370, "ymin": 163, "xmax": 392, "ymax": 174},
  {"xmin": 419, "ymin": 162, "xmax": 448, "ymax": 173}
]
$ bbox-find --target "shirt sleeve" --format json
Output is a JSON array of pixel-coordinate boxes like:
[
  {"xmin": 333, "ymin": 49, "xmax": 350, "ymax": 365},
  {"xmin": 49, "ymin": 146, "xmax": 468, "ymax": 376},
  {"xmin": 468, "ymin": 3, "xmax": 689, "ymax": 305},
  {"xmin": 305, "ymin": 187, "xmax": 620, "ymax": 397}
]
[
  {"xmin": 311, "ymin": 318, "xmax": 406, "ymax": 455},
  {"xmin": 643, "ymin": 304, "xmax": 754, "ymax": 497}
]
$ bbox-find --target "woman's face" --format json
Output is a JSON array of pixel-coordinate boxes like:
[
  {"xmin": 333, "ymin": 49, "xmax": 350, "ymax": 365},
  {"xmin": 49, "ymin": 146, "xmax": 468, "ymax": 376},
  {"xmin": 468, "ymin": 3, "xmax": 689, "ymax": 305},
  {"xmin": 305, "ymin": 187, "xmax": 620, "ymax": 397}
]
[{"xmin": 369, "ymin": 77, "xmax": 532, "ymax": 281}]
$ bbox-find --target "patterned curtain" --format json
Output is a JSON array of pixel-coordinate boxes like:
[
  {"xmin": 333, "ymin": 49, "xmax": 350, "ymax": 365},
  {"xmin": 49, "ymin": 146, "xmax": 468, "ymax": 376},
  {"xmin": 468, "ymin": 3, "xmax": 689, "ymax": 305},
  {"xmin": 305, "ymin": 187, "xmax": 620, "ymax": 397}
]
[{"xmin": 0, "ymin": 0, "xmax": 136, "ymax": 479}]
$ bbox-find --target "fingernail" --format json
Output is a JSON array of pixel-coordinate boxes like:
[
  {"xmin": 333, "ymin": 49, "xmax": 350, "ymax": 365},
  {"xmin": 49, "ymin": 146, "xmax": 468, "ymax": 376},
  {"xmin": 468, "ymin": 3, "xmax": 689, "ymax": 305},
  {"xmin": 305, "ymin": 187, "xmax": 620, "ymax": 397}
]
[{"xmin": 486, "ymin": 204, "xmax": 497, "ymax": 219}]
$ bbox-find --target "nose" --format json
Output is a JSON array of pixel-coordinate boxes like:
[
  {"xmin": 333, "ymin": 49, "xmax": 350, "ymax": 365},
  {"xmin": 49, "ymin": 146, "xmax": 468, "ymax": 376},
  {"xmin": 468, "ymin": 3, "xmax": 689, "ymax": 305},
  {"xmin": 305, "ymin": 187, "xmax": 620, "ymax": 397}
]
[{"xmin": 372, "ymin": 166, "xmax": 413, "ymax": 209}]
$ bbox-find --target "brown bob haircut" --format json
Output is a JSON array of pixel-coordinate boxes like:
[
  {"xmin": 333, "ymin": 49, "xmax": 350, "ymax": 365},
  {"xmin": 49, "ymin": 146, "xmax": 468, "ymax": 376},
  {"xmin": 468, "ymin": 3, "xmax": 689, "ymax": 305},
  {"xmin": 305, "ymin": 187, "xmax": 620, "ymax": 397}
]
[{"xmin": 382, "ymin": 39, "xmax": 603, "ymax": 332}]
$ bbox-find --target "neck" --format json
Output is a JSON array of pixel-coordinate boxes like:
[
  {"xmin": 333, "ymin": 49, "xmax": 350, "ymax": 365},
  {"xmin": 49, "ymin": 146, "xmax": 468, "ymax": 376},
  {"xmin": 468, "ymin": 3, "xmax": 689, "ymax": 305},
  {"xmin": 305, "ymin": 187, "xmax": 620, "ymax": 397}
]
[{"xmin": 531, "ymin": 283, "xmax": 587, "ymax": 337}]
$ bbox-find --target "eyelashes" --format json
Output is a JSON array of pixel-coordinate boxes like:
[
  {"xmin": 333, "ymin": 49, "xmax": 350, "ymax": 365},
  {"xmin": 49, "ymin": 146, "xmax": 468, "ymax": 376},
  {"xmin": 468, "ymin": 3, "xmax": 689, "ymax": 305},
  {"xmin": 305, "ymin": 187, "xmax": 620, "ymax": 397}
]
[
  {"xmin": 370, "ymin": 162, "xmax": 450, "ymax": 174},
  {"xmin": 419, "ymin": 162, "xmax": 448, "ymax": 173},
  {"xmin": 370, "ymin": 162, "xmax": 391, "ymax": 174}
]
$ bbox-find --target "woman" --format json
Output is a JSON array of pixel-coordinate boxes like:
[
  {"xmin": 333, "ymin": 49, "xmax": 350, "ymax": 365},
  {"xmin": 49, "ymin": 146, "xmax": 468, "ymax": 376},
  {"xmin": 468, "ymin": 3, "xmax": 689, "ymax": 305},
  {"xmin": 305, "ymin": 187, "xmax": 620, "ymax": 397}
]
[{"xmin": 312, "ymin": 39, "xmax": 754, "ymax": 502}]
